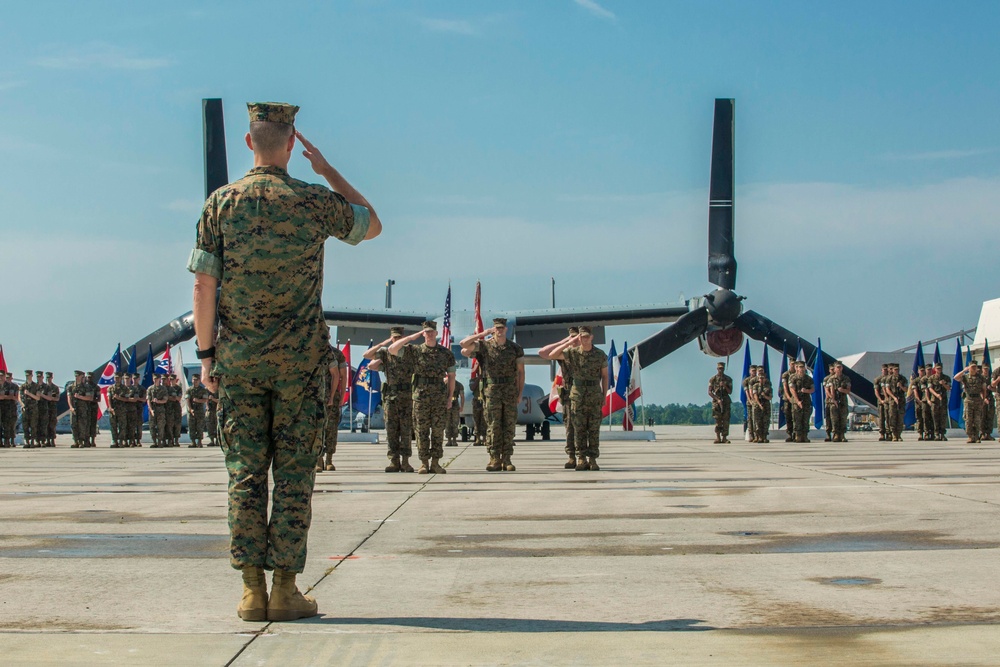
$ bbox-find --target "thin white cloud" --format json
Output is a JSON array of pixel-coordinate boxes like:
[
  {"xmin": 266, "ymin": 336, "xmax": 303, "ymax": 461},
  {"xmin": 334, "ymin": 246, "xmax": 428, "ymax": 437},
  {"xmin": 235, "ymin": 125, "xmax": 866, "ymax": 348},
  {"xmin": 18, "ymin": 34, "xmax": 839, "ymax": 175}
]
[
  {"xmin": 418, "ymin": 18, "xmax": 478, "ymax": 36},
  {"xmin": 880, "ymin": 147, "xmax": 997, "ymax": 161},
  {"xmin": 34, "ymin": 43, "xmax": 172, "ymax": 71},
  {"xmin": 573, "ymin": 0, "xmax": 616, "ymax": 21}
]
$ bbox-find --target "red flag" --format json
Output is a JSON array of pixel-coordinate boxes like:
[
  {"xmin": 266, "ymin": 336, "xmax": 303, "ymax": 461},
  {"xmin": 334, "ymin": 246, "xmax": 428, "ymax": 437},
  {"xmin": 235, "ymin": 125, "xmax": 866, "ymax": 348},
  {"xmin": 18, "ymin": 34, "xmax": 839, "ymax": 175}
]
[
  {"xmin": 341, "ymin": 341, "xmax": 351, "ymax": 406},
  {"xmin": 471, "ymin": 281, "xmax": 484, "ymax": 378},
  {"xmin": 549, "ymin": 365, "xmax": 564, "ymax": 414},
  {"xmin": 0, "ymin": 345, "xmax": 7, "ymax": 374}
]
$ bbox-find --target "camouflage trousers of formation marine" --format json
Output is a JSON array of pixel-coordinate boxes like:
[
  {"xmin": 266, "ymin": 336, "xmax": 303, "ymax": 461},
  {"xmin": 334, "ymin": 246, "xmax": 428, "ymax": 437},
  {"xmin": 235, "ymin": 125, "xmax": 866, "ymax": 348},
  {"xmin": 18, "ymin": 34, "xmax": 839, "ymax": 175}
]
[
  {"xmin": 21, "ymin": 404, "xmax": 37, "ymax": 444},
  {"xmin": 207, "ymin": 405, "xmax": 218, "ymax": 444},
  {"xmin": 751, "ymin": 404, "xmax": 769, "ymax": 441},
  {"xmin": 1, "ymin": 404, "xmax": 16, "ymax": 445},
  {"xmin": 413, "ymin": 394, "xmax": 447, "ymax": 461},
  {"xmin": 792, "ymin": 400, "xmax": 812, "ymax": 441},
  {"xmin": 445, "ymin": 407, "xmax": 461, "ymax": 443},
  {"xmin": 828, "ymin": 399, "xmax": 848, "ymax": 440},
  {"xmin": 982, "ymin": 401, "xmax": 996, "ymax": 440},
  {"xmin": 885, "ymin": 400, "xmax": 904, "ymax": 439},
  {"xmin": 321, "ymin": 406, "xmax": 339, "ymax": 455},
  {"xmin": 878, "ymin": 401, "xmax": 887, "ymax": 437},
  {"xmin": 563, "ymin": 397, "xmax": 577, "ymax": 457},
  {"xmin": 383, "ymin": 397, "xmax": 413, "ymax": 459},
  {"xmin": 712, "ymin": 399, "xmax": 731, "ymax": 440},
  {"xmin": 220, "ymin": 366, "xmax": 325, "ymax": 573},
  {"xmin": 149, "ymin": 408, "xmax": 166, "ymax": 445},
  {"xmin": 110, "ymin": 408, "xmax": 125, "ymax": 445},
  {"xmin": 569, "ymin": 395, "xmax": 602, "ymax": 459},
  {"xmin": 472, "ymin": 399, "xmax": 485, "ymax": 444},
  {"xmin": 919, "ymin": 402, "xmax": 933, "ymax": 438},
  {"xmin": 36, "ymin": 403, "xmax": 49, "ymax": 443},
  {"xmin": 189, "ymin": 407, "xmax": 206, "ymax": 444},
  {"xmin": 931, "ymin": 402, "xmax": 948, "ymax": 439},
  {"xmin": 484, "ymin": 387, "xmax": 518, "ymax": 459},
  {"xmin": 964, "ymin": 400, "xmax": 983, "ymax": 442}
]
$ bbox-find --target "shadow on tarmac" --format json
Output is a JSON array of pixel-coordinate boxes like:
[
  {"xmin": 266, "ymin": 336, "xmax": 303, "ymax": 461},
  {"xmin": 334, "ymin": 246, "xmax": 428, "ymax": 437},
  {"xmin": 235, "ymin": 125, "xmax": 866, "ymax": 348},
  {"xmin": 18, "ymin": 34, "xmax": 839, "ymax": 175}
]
[{"xmin": 299, "ymin": 616, "xmax": 715, "ymax": 632}]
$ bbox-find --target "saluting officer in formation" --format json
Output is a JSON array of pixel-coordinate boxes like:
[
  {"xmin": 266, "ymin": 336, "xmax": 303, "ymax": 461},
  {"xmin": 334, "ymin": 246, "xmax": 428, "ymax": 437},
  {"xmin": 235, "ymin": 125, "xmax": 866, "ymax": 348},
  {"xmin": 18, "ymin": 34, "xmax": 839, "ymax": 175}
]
[
  {"xmin": 0, "ymin": 372, "xmax": 18, "ymax": 446},
  {"xmin": 367, "ymin": 327, "xmax": 416, "ymax": 472},
  {"xmin": 462, "ymin": 318, "xmax": 525, "ymax": 472},
  {"xmin": 539, "ymin": 325, "xmax": 608, "ymax": 470},
  {"xmin": 954, "ymin": 362, "xmax": 989, "ymax": 443},
  {"xmin": 391, "ymin": 321, "xmax": 455, "ymax": 474},
  {"xmin": 708, "ymin": 362, "xmax": 733, "ymax": 444}
]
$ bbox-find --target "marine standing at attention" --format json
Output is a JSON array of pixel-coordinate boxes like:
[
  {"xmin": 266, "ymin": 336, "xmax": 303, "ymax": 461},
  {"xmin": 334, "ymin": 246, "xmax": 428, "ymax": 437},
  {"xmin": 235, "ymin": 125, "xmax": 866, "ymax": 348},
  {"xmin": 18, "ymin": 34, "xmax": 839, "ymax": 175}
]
[
  {"xmin": 390, "ymin": 321, "xmax": 455, "ymax": 475},
  {"xmin": 186, "ymin": 374, "xmax": 211, "ymax": 448},
  {"xmin": 445, "ymin": 378, "xmax": 465, "ymax": 447},
  {"xmin": 707, "ymin": 362, "xmax": 733, "ymax": 443},
  {"xmin": 557, "ymin": 327, "xmax": 580, "ymax": 465},
  {"xmin": 752, "ymin": 365, "xmax": 772, "ymax": 444},
  {"xmin": 539, "ymin": 326, "xmax": 608, "ymax": 470},
  {"xmin": 469, "ymin": 374, "xmax": 486, "ymax": 447},
  {"xmin": 0, "ymin": 372, "xmax": 17, "ymax": 446},
  {"xmin": 462, "ymin": 318, "xmax": 525, "ymax": 472},
  {"xmin": 789, "ymin": 361, "xmax": 814, "ymax": 443},
  {"xmin": 826, "ymin": 362, "xmax": 851, "ymax": 442},
  {"xmin": 146, "ymin": 374, "xmax": 167, "ymax": 447},
  {"xmin": 780, "ymin": 359, "xmax": 795, "ymax": 442},
  {"xmin": 108, "ymin": 373, "xmax": 126, "ymax": 448},
  {"xmin": 366, "ymin": 327, "xmax": 415, "ymax": 473},
  {"xmin": 189, "ymin": 101, "xmax": 380, "ymax": 622},
  {"xmin": 316, "ymin": 344, "xmax": 348, "ymax": 472},
  {"xmin": 874, "ymin": 363, "xmax": 889, "ymax": 441},
  {"xmin": 41, "ymin": 372, "xmax": 59, "ymax": 447}
]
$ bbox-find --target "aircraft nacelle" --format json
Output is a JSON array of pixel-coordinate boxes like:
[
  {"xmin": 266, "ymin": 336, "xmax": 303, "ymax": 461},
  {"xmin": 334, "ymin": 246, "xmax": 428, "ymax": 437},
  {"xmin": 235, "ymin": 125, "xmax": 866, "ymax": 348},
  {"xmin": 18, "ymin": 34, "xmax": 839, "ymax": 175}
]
[{"xmin": 697, "ymin": 327, "xmax": 744, "ymax": 358}]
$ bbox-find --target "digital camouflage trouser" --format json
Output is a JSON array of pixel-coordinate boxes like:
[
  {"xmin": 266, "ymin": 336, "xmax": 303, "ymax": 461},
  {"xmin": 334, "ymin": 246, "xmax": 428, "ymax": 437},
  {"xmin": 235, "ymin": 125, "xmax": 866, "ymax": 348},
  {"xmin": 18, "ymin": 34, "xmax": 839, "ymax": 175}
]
[
  {"xmin": 828, "ymin": 398, "xmax": 848, "ymax": 439},
  {"xmin": 219, "ymin": 366, "xmax": 325, "ymax": 573},
  {"xmin": 569, "ymin": 391, "xmax": 602, "ymax": 459},
  {"xmin": 446, "ymin": 405, "xmax": 461, "ymax": 442},
  {"xmin": 472, "ymin": 397, "xmax": 485, "ymax": 444},
  {"xmin": 189, "ymin": 406, "xmax": 206, "ymax": 443},
  {"xmin": 965, "ymin": 399, "xmax": 983, "ymax": 441},
  {"xmin": 207, "ymin": 403, "xmax": 218, "ymax": 443},
  {"xmin": 484, "ymin": 385, "xmax": 518, "ymax": 459},
  {"xmin": 321, "ymin": 404, "xmax": 338, "ymax": 455},
  {"xmin": 413, "ymin": 392, "xmax": 447, "ymax": 461},
  {"xmin": 713, "ymin": 399, "xmax": 731, "ymax": 439},
  {"xmin": 383, "ymin": 396, "xmax": 413, "ymax": 459},
  {"xmin": 792, "ymin": 399, "xmax": 812, "ymax": 441},
  {"xmin": 752, "ymin": 403, "xmax": 770, "ymax": 441},
  {"xmin": 22, "ymin": 403, "xmax": 36, "ymax": 443},
  {"xmin": 563, "ymin": 395, "xmax": 577, "ymax": 456},
  {"xmin": 149, "ymin": 407, "xmax": 165, "ymax": 444},
  {"xmin": 886, "ymin": 398, "xmax": 904, "ymax": 439}
]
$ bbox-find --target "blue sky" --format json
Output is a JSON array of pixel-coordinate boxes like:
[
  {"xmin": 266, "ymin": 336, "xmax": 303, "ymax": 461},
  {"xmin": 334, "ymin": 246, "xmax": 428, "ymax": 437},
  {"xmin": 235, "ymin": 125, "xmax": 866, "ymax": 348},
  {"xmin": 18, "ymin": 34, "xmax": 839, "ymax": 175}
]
[{"xmin": 1, "ymin": 1, "xmax": 998, "ymax": 403}]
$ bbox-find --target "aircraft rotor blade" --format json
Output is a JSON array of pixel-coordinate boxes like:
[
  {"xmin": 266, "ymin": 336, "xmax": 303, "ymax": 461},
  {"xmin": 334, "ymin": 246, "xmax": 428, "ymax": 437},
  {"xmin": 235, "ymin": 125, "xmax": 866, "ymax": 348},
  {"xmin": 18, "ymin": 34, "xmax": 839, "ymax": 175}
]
[
  {"xmin": 708, "ymin": 98, "xmax": 737, "ymax": 291},
  {"xmin": 633, "ymin": 307, "xmax": 709, "ymax": 368},
  {"xmin": 203, "ymin": 98, "xmax": 229, "ymax": 198},
  {"xmin": 734, "ymin": 310, "xmax": 876, "ymax": 406}
]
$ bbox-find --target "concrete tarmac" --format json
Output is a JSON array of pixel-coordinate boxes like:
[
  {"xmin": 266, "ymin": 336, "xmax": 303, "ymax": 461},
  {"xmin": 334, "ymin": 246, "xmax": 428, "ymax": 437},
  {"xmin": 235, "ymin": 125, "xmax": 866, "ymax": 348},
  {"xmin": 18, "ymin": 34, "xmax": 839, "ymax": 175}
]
[{"xmin": 1, "ymin": 426, "xmax": 999, "ymax": 665}]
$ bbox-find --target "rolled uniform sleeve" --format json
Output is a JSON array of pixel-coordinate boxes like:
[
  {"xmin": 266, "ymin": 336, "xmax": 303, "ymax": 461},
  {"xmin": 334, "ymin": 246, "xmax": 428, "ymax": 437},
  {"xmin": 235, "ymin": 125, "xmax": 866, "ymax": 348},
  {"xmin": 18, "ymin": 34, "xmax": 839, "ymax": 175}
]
[{"xmin": 186, "ymin": 196, "xmax": 223, "ymax": 279}]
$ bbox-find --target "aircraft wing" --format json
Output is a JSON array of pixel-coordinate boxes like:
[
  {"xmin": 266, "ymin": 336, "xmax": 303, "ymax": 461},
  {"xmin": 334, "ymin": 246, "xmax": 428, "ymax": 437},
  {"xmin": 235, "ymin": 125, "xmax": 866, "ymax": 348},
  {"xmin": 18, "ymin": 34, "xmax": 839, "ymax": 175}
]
[
  {"xmin": 509, "ymin": 303, "xmax": 689, "ymax": 348},
  {"xmin": 324, "ymin": 308, "xmax": 434, "ymax": 344}
]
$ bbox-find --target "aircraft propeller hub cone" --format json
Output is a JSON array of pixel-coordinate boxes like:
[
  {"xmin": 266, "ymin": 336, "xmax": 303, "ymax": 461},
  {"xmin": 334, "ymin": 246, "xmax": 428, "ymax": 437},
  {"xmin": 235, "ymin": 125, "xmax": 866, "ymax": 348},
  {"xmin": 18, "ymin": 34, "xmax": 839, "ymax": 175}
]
[{"xmin": 705, "ymin": 288, "xmax": 742, "ymax": 326}]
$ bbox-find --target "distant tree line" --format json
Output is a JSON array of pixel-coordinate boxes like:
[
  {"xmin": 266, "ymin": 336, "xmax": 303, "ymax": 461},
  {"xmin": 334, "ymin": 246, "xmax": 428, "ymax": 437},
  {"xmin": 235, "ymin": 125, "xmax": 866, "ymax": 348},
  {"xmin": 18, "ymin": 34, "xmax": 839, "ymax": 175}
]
[{"xmin": 607, "ymin": 402, "xmax": 746, "ymax": 426}]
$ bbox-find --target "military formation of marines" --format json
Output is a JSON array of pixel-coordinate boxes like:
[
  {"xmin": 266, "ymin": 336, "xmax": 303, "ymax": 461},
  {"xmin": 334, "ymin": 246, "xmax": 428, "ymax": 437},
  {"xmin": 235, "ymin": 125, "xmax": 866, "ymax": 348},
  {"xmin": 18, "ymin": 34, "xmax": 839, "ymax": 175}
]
[{"xmin": 706, "ymin": 354, "xmax": 1000, "ymax": 445}]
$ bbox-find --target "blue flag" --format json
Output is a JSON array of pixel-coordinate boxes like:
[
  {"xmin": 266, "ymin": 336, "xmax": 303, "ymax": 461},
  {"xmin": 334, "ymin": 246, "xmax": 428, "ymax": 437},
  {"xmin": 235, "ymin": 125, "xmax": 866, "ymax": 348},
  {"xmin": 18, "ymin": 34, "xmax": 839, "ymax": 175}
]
[
  {"xmin": 606, "ymin": 340, "xmax": 617, "ymax": 419},
  {"xmin": 761, "ymin": 344, "xmax": 770, "ymax": 381},
  {"xmin": 813, "ymin": 339, "xmax": 826, "ymax": 429},
  {"xmin": 615, "ymin": 341, "xmax": 631, "ymax": 400},
  {"xmin": 966, "ymin": 346, "xmax": 973, "ymax": 366},
  {"xmin": 740, "ymin": 340, "xmax": 751, "ymax": 431},
  {"xmin": 984, "ymin": 340, "xmax": 992, "ymax": 371},
  {"xmin": 778, "ymin": 344, "xmax": 788, "ymax": 429},
  {"xmin": 949, "ymin": 338, "xmax": 964, "ymax": 427},
  {"xmin": 904, "ymin": 341, "xmax": 925, "ymax": 428},
  {"xmin": 127, "ymin": 345, "xmax": 137, "ymax": 375},
  {"xmin": 351, "ymin": 358, "xmax": 382, "ymax": 416},
  {"xmin": 141, "ymin": 343, "xmax": 155, "ymax": 423},
  {"xmin": 933, "ymin": 343, "xmax": 942, "ymax": 367}
]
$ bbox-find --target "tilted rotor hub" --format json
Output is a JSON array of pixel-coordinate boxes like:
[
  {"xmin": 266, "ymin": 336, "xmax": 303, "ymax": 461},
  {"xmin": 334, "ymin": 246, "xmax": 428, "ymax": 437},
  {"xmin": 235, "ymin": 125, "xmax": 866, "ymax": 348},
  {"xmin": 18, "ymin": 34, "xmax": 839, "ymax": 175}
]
[{"xmin": 704, "ymin": 288, "xmax": 744, "ymax": 327}]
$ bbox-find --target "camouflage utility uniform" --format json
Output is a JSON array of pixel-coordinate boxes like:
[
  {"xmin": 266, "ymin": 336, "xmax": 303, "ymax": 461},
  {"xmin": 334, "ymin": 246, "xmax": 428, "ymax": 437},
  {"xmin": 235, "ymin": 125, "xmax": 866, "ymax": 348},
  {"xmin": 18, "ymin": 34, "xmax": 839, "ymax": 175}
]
[
  {"xmin": 708, "ymin": 371, "xmax": 732, "ymax": 443},
  {"xmin": 472, "ymin": 338, "xmax": 525, "ymax": 468},
  {"xmin": 470, "ymin": 375, "xmax": 486, "ymax": 446},
  {"xmin": 827, "ymin": 374, "xmax": 851, "ymax": 442},
  {"xmin": 789, "ymin": 372, "xmax": 813, "ymax": 443},
  {"xmin": 558, "ymin": 357, "xmax": 576, "ymax": 457},
  {"xmin": 377, "ymin": 343, "xmax": 415, "ymax": 470},
  {"xmin": 187, "ymin": 159, "xmax": 370, "ymax": 574},
  {"xmin": 959, "ymin": 372, "xmax": 987, "ymax": 443},
  {"xmin": 402, "ymin": 343, "xmax": 456, "ymax": 467},
  {"xmin": 186, "ymin": 381, "xmax": 212, "ymax": 447},
  {"xmin": 319, "ymin": 346, "xmax": 347, "ymax": 471},
  {"xmin": 20, "ymin": 374, "xmax": 37, "ymax": 446},
  {"xmin": 753, "ymin": 375, "xmax": 772, "ymax": 443},
  {"xmin": 0, "ymin": 376, "xmax": 18, "ymax": 446},
  {"xmin": 563, "ymin": 346, "xmax": 608, "ymax": 466},
  {"xmin": 108, "ymin": 377, "xmax": 127, "ymax": 447},
  {"xmin": 445, "ymin": 380, "xmax": 464, "ymax": 446}
]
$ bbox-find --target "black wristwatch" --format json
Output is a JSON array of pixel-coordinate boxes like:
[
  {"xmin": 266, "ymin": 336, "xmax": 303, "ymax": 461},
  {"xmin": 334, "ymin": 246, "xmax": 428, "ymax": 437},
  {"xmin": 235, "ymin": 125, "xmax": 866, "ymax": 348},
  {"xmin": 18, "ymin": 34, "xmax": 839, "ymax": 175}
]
[{"xmin": 196, "ymin": 347, "xmax": 216, "ymax": 360}]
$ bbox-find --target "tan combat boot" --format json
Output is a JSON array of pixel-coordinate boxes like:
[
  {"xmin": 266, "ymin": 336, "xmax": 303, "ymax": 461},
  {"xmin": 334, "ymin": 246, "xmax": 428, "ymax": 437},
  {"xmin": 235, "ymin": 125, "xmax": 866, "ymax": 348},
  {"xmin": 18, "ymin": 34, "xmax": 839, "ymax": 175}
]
[
  {"xmin": 588, "ymin": 458, "xmax": 600, "ymax": 471},
  {"xmin": 502, "ymin": 456, "xmax": 515, "ymax": 472},
  {"xmin": 385, "ymin": 455, "xmax": 401, "ymax": 473},
  {"xmin": 486, "ymin": 456, "xmax": 501, "ymax": 472},
  {"xmin": 237, "ymin": 566, "xmax": 268, "ymax": 622},
  {"xmin": 324, "ymin": 452, "xmax": 335, "ymax": 471},
  {"xmin": 315, "ymin": 458, "xmax": 324, "ymax": 472},
  {"xmin": 417, "ymin": 459, "xmax": 430, "ymax": 474},
  {"xmin": 267, "ymin": 570, "xmax": 318, "ymax": 622},
  {"xmin": 430, "ymin": 458, "xmax": 447, "ymax": 474},
  {"xmin": 400, "ymin": 456, "xmax": 415, "ymax": 473},
  {"xmin": 575, "ymin": 457, "xmax": 588, "ymax": 471},
  {"xmin": 564, "ymin": 456, "xmax": 576, "ymax": 469}
]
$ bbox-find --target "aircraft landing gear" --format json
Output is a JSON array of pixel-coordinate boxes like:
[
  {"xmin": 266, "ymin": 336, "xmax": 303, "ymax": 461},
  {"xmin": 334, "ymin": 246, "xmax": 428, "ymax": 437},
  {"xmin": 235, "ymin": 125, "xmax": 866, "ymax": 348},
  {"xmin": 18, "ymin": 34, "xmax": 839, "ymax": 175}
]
[
  {"xmin": 460, "ymin": 424, "xmax": 470, "ymax": 442},
  {"xmin": 525, "ymin": 424, "xmax": 535, "ymax": 441},
  {"xmin": 541, "ymin": 422, "xmax": 550, "ymax": 441}
]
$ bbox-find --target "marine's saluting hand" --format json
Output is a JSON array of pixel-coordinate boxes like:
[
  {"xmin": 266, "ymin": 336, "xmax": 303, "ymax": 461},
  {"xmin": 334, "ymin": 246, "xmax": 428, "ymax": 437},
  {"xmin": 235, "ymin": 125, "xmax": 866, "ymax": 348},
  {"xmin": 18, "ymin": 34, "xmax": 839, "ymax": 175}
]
[{"xmin": 296, "ymin": 131, "xmax": 332, "ymax": 176}]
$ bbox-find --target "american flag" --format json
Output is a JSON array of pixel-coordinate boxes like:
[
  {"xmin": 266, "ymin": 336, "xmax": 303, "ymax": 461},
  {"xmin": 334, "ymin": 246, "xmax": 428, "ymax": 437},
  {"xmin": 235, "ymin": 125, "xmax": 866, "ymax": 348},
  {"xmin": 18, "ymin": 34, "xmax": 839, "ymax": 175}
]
[
  {"xmin": 471, "ymin": 281, "xmax": 483, "ymax": 377},
  {"xmin": 441, "ymin": 284, "xmax": 452, "ymax": 347}
]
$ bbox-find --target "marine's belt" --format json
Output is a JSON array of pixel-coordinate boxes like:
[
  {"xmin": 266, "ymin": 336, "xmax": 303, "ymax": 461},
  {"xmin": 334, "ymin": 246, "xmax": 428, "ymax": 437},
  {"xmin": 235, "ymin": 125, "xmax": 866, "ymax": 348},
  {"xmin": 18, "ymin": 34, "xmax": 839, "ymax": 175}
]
[
  {"xmin": 485, "ymin": 376, "xmax": 514, "ymax": 385},
  {"xmin": 386, "ymin": 382, "xmax": 410, "ymax": 391},
  {"xmin": 573, "ymin": 380, "xmax": 599, "ymax": 387},
  {"xmin": 413, "ymin": 377, "xmax": 441, "ymax": 386}
]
